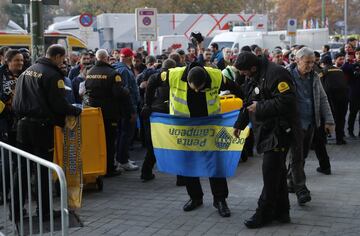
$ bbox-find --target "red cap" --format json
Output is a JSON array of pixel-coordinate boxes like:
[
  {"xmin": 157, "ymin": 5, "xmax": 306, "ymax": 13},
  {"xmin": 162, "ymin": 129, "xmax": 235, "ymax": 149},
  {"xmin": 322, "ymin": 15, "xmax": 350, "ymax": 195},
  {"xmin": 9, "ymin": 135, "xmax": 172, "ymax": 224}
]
[{"xmin": 120, "ymin": 48, "xmax": 134, "ymax": 57}]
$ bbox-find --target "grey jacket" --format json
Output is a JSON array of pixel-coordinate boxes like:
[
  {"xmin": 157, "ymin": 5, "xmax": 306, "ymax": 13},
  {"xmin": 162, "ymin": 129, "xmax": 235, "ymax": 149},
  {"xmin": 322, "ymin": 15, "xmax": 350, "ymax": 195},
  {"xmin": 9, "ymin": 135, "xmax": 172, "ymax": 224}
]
[{"xmin": 288, "ymin": 65, "xmax": 334, "ymax": 128}]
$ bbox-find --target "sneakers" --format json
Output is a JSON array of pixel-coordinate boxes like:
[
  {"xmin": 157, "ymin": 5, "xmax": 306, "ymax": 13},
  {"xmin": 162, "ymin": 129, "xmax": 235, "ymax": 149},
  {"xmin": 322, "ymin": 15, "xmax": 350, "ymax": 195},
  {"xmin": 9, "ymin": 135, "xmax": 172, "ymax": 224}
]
[
  {"xmin": 119, "ymin": 161, "xmax": 139, "ymax": 171},
  {"xmin": 296, "ymin": 187, "xmax": 311, "ymax": 206},
  {"xmin": 128, "ymin": 159, "xmax": 136, "ymax": 165},
  {"xmin": 316, "ymin": 167, "xmax": 331, "ymax": 175}
]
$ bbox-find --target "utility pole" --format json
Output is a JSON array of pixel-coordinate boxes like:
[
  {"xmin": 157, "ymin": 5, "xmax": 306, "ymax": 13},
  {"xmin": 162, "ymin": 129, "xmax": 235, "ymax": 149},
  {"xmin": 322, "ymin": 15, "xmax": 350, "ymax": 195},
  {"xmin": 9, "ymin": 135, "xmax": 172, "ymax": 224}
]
[
  {"xmin": 344, "ymin": 0, "xmax": 348, "ymax": 41},
  {"xmin": 321, "ymin": 0, "xmax": 325, "ymax": 28},
  {"xmin": 30, "ymin": 0, "xmax": 44, "ymax": 62}
]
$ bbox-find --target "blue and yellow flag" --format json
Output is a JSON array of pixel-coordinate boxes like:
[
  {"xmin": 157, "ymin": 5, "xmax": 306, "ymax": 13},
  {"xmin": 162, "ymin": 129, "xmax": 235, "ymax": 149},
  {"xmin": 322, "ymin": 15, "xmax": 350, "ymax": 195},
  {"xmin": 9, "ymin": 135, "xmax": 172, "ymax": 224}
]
[{"xmin": 150, "ymin": 111, "xmax": 250, "ymax": 177}]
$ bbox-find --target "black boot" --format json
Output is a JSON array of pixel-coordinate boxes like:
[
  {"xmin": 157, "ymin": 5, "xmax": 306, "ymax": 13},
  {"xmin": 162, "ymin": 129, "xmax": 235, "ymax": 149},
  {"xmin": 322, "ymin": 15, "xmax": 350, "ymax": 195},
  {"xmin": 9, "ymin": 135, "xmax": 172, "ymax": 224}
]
[
  {"xmin": 213, "ymin": 200, "xmax": 231, "ymax": 217},
  {"xmin": 140, "ymin": 173, "xmax": 155, "ymax": 182},
  {"xmin": 296, "ymin": 187, "xmax": 311, "ymax": 206},
  {"xmin": 183, "ymin": 199, "xmax": 203, "ymax": 212},
  {"xmin": 244, "ymin": 209, "xmax": 273, "ymax": 229}
]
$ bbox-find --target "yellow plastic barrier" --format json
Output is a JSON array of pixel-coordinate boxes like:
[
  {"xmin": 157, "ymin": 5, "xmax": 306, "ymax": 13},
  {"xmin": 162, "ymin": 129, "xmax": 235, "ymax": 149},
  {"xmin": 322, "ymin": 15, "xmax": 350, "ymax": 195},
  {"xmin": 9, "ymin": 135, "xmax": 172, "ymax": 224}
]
[
  {"xmin": 220, "ymin": 95, "xmax": 243, "ymax": 113},
  {"xmin": 54, "ymin": 107, "xmax": 107, "ymax": 191}
]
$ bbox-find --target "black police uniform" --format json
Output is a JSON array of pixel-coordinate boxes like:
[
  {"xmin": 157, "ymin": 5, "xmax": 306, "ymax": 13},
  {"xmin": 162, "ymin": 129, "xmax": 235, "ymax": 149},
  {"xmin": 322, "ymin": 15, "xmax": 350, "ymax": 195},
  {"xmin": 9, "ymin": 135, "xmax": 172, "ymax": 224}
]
[
  {"xmin": 319, "ymin": 65, "xmax": 348, "ymax": 143},
  {"xmin": 12, "ymin": 57, "xmax": 81, "ymax": 220},
  {"xmin": 141, "ymin": 70, "xmax": 170, "ymax": 180},
  {"xmin": 85, "ymin": 60, "xmax": 131, "ymax": 175},
  {"xmin": 234, "ymin": 57, "xmax": 296, "ymax": 227}
]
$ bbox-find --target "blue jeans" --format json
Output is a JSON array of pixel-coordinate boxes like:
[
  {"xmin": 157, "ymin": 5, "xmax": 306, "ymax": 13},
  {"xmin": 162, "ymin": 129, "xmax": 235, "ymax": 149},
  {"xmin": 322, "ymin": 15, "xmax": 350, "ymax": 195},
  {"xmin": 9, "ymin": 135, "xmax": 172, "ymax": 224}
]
[{"xmin": 116, "ymin": 117, "xmax": 135, "ymax": 164}]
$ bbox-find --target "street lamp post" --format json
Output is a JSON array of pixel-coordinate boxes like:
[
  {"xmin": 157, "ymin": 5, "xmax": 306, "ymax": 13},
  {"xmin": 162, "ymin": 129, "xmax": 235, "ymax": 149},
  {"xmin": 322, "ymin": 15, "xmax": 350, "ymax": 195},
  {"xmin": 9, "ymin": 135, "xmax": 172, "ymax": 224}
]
[
  {"xmin": 30, "ymin": 0, "xmax": 44, "ymax": 63},
  {"xmin": 344, "ymin": 0, "xmax": 348, "ymax": 41},
  {"xmin": 321, "ymin": 0, "xmax": 325, "ymax": 27}
]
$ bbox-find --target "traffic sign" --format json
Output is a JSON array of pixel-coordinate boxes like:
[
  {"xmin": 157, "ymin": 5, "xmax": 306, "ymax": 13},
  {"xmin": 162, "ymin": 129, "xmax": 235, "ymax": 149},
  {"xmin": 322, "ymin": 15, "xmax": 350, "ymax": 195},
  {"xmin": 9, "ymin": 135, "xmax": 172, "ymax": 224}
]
[
  {"xmin": 79, "ymin": 13, "xmax": 93, "ymax": 27},
  {"xmin": 135, "ymin": 8, "xmax": 157, "ymax": 41},
  {"xmin": 287, "ymin": 18, "xmax": 297, "ymax": 36}
]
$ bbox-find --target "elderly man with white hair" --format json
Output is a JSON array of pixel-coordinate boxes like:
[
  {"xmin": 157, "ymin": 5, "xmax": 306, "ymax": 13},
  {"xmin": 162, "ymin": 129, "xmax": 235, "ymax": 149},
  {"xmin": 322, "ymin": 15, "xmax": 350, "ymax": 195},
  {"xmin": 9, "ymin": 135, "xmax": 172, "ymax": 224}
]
[
  {"xmin": 287, "ymin": 47, "xmax": 334, "ymax": 205},
  {"xmin": 85, "ymin": 49, "xmax": 132, "ymax": 177}
]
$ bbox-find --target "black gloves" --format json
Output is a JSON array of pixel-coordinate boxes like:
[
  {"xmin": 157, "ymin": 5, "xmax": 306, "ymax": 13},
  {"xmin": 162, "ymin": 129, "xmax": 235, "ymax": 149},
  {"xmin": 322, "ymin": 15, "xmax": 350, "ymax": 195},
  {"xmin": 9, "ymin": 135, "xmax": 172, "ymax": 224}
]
[
  {"xmin": 140, "ymin": 105, "xmax": 152, "ymax": 118},
  {"xmin": 74, "ymin": 107, "xmax": 82, "ymax": 116}
]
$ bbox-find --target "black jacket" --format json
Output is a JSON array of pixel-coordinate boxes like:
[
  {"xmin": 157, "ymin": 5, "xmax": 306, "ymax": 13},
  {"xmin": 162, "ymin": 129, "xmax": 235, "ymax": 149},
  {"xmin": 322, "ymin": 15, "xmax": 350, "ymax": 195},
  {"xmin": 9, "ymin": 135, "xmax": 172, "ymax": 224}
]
[
  {"xmin": 85, "ymin": 61, "xmax": 131, "ymax": 120},
  {"xmin": 12, "ymin": 57, "xmax": 81, "ymax": 127},
  {"xmin": 144, "ymin": 69, "xmax": 170, "ymax": 113},
  {"xmin": 320, "ymin": 65, "xmax": 348, "ymax": 101},
  {"xmin": 234, "ymin": 57, "xmax": 297, "ymax": 153}
]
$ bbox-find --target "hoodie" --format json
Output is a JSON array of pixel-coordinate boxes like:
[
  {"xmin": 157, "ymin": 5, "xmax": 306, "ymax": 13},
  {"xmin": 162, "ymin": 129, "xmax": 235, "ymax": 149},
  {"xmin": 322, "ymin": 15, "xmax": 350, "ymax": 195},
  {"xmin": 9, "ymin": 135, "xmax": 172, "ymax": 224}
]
[{"xmin": 113, "ymin": 62, "xmax": 140, "ymax": 113}]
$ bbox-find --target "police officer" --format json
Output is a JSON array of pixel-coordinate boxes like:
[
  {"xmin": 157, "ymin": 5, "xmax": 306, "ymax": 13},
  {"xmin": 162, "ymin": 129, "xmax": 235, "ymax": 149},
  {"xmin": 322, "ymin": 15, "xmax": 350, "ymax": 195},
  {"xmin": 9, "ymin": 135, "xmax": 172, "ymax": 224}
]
[
  {"xmin": 140, "ymin": 59, "xmax": 176, "ymax": 182},
  {"xmin": 12, "ymin": 44, "xmax": 82, "ymax": 221},
  {"xmin": 150, "ymin": 61, "xmax": 242, "ymax": 217},
  {"xmin": 233, "ymin": 52, "xmax": 297, "ymax": 228},
  {"xmin": 85, "ymin": 49, "xmax": 131, "ymax": 177},
  {"xmin": 319, "ymin": 56, "xmax": 348, "ymax": 145}
]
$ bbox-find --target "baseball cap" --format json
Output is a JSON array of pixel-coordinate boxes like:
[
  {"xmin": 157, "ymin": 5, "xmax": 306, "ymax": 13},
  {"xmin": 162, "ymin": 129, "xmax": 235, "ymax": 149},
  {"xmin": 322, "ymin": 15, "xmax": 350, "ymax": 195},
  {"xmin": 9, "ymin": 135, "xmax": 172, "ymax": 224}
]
[{"xmin": 120, "ymin": 48, "xmax": 134, "ymax": 57}]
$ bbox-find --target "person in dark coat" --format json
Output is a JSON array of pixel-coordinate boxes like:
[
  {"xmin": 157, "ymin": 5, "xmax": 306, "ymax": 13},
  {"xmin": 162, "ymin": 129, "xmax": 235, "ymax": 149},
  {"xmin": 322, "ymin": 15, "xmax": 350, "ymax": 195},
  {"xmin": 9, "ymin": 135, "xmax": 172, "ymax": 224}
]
[
  {"xmin": 233, "ymin": 52, "xmax": 297, "ymax": 228},
  {"xmin": 140, "ymin": 59, "xmax": 176, "ymax": 181},
  {"xmin": 85, "ymin": 49, "xmax": 132, "ymax": 176},
  {"xmin": 320, "ymin": 56, "xmax": 349, "ymax": 145},
  {"xmin": 12, "ymin": 45, "xmax": 82, "ymax": 221}
]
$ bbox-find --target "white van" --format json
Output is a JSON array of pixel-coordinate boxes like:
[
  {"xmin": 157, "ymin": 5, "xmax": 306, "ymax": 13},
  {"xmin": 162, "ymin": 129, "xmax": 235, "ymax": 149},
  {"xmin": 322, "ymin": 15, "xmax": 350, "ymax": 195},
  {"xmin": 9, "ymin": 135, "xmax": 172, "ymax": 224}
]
[
  {"xmin": 209, "ymin": 31, "xmax": 286, "ymax": 52},
  {"xmin": 210, "ymin": 28, "xmax": 329, "ymax": 52},
  {"xmin": 149, "ymin": 35, "xmax": 190, "ymax": 55}
]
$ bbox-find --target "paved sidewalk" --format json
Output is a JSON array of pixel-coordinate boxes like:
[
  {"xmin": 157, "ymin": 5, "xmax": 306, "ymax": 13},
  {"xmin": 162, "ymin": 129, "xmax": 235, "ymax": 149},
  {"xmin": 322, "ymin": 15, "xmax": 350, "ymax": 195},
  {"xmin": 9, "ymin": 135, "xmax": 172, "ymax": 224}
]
[{"xmin": 69, "ymin": 136, "xmax": 360, "ymax": 236}]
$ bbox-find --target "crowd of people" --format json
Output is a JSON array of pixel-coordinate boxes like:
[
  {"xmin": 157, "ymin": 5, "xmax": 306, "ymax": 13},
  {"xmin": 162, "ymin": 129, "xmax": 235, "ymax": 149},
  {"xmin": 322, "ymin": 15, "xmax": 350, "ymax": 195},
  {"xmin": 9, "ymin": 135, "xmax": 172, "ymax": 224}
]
[{"xmin": 0, "ymin": 35, "xmax": 359, "ymax": 228}]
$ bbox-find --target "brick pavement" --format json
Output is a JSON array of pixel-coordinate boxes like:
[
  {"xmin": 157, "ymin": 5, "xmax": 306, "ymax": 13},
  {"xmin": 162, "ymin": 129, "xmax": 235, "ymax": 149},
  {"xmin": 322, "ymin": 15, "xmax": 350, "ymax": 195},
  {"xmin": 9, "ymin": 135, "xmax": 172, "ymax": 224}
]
[{"xmin": 66, "ymin": 134, "xmax": 360, "ymax": 236}]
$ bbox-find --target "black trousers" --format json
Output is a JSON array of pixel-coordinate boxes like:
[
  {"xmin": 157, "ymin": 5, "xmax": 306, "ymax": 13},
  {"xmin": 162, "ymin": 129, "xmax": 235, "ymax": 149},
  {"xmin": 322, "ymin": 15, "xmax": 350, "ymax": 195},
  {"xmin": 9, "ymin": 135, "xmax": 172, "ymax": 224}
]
[
  {"xmin": 348, "ymin": 100, "xmax": 360, "ymax": 134},
  {"xmin": 258, "ymin": 148, "xmax": 289, "ymax": 215},
  {"xmin": 185, "ymin": 177, "xmax": 228, "ymax": 202},
  {"xmin": 313, "ymin": 121, "xmax": 331, "ymax": 170},
  {"xmin": 141, "ymin": 117, "xmax": 156, "ymax": 176},
  {"xmin": 13, "ymin": 118, "xmax": 54, "ymax": 219},
  {"xmin": 330, "ymin": 98, "xmax": 348, "ymax": 141},
  {"xmin": 103, "ymin": 119, "xmax": 117, "ymax": 173}
]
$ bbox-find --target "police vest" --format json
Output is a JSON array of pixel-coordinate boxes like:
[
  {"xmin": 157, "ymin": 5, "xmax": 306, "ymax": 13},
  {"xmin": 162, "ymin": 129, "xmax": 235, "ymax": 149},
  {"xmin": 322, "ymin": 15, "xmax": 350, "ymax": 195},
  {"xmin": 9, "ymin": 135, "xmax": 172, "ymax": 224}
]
[{"xmin": 168, "ymin": 66, "xmax": 222, "ymax": 117}]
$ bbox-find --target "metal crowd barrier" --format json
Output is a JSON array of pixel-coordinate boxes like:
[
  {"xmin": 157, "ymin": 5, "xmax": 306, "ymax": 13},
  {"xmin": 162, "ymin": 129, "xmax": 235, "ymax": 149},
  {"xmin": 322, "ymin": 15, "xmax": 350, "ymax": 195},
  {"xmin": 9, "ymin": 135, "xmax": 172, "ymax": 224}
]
[{"xmin": 0, "ymin": 142, "xmax": 69, "ymax": 236}]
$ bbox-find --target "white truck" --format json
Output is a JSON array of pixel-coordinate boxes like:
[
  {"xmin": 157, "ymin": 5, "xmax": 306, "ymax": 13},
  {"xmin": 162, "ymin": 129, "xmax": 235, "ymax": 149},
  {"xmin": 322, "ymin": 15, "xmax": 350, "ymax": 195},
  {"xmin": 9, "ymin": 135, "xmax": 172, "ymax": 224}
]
[{"xmin": 210, "ymin": 28, "xmax": 329, "ymax": 51}]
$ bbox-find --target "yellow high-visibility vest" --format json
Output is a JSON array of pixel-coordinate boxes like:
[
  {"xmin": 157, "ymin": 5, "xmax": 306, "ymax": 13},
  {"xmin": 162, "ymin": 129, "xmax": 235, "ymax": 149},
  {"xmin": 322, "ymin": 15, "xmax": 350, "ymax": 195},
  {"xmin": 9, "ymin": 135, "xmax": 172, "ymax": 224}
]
[{"xmin": 168, "ymin": 66, "xmax": 222, "ymax": 117}]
